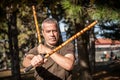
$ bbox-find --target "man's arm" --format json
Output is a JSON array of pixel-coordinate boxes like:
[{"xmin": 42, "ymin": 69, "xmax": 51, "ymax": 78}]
[
  {"xmin": 37, "ymin": 43, "xmax": 75, "ymax": 71},
  {"xmin": 23, "ymin": 53, "xmax": 45, "ymax": 68},
  {"xmin": 50, "ymin": 52, "xmax": 75, "ymax": 71},
  {"xmin": 22, "ymin": 54, "xmax": 34, "ymax": 67},
  {"xmin": 22, "ymin": 46, "xmax": 45, "ymax": 68}
]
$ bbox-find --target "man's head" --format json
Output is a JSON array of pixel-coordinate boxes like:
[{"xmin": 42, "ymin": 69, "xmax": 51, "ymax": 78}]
[{"xmin": 41, "ymin": 18, "xmax": 59, "ymax": 47}]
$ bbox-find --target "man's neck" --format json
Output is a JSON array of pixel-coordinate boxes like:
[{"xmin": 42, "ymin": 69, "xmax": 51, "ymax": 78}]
[{"xmin": 44, "ymin": 43, "xmax": 56, "ymax": 49}]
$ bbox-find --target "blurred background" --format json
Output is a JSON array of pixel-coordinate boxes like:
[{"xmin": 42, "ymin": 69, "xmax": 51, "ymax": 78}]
[{"xmin": 0, "ymin": 0, "xmax": 120, "ymax": 80}]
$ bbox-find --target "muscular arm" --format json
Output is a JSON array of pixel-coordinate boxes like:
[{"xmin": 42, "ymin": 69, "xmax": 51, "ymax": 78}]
[
  {"xmin": 22, "ymin": 46, "xmax": 44, "ymax": 68},
  {"xmin": 50, "ymin": 52, "xmax": 75, "ymax": 71},
  {"xmin": 23, "ymin": 53, "xmax": 45, "ymax": 68},
  {"xmin": 37, "ymin": 43, "xmax": 75, "ymax": 71},
  {"xmin": 22, "ymin": 54, "xmax": 34, "ymax": 67},
  {"xmin": 50, "ymin": 43, "xmax": 75, "ymax": 71}
]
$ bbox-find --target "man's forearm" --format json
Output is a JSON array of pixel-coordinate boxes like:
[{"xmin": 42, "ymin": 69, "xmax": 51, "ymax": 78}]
[
  {"xmin": 23, "ymin": 58, "xmax": 32, "ymax": 67},
  {"xmin": 50, "ymin": 52, "xmax": 75, "ymax": 71},
  {"xmin": 22, "ymin": 54, "xmax": 34, "ymax": 67}
]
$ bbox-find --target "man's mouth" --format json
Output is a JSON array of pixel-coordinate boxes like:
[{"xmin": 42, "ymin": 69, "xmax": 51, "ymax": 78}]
[{"xmin": 50, "ymin": 38, "xmax": 56, "ymax": 41}]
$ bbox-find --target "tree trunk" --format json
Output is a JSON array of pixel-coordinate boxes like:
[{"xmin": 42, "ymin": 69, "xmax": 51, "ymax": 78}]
[
  {"xmin": 88, "ymin": 28, "xmax": 95, "ymax": 74},
  {"xmin": 77, "ymin": 36, "xmax": 92, "ymax": 80},
  {"xmin": 75, "ymin": 22, "xmax": 93, "ymax": 80},
  {"xmin": 7, "ymin": 10, "xmax": 21, "ymax": 80}
]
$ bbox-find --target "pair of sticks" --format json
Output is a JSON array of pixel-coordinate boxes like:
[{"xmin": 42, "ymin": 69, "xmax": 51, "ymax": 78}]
[{"xmin": 24, "ymin": 6, "xmax": 98, "ymax": 73}]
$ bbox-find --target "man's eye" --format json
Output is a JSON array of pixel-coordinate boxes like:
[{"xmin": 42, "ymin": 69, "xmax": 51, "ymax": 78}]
[
  {"xmin": 46, "ymin": 31, "xmax": 50, "ymax": 33},
  {"xmin": 53, "ymin": 30, "xmax": 57, "ymax": 32}
]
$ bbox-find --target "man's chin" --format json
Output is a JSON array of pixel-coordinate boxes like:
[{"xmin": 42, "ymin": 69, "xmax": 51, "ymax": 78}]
[{"xmin": 49, "ymin": 42, "xmax": 57, "ymax": 46}]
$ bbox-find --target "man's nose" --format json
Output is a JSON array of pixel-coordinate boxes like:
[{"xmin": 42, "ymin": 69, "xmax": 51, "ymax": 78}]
[{"xmin": 50, "ymin": 31, "xmax": 54, "ymax": 36}]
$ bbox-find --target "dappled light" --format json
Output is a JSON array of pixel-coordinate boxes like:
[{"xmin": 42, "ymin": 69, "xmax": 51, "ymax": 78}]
[
  {"xmin": 80, "ymin": 60, "xmax": 88, "ymax": 68},
  {"xmin": 0, "ymin": 0, "xmax": 120, "ymax": 80},
  {"xmin": 93, "ymin": 60, "xmax": 120, "ymax": 80}
]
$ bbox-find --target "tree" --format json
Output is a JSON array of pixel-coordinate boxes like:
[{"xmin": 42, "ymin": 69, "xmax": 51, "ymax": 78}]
[
  {"xmin": 0, "ymin": 1, "xmax": 21, "ymax": 79},
  {"xmin": 97, "ymin": 20, "xmax": 120, "ymax": 40},
  {"xmin": 61, "ymin": 0, "xmax": 94, "ymax": 80},
  {"xmin": 0, "ymin": 0, "xmax": 120, "ymax": 80},
  {"xmin": 7, "ymin": 9, "xmax": 21, "ymax": 80},
  {"xmin": 0, "ymin": 0, "xmax": 64, "ymax": 80},
  {"xmin": 89, "ymin": 0, "xmax": 120, "ymax": 41},
  {"xmin": 61, "ymin": 0, "xmax": 120, "ymax": 80}
]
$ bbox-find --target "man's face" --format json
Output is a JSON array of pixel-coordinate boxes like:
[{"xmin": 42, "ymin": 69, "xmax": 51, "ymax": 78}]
[{"xmin": 42, "ymin": 23, "xmax": 59, "ymax": 46}]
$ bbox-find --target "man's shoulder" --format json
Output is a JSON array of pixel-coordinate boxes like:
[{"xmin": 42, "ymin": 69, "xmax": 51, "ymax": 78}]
[
  {"xmin": 65, "ymin": 42, "xmax": 74, "ymax": 48},
  {"xmin": 60, "ymin": 42, "xmax": 74, "ymax": 51},
  {"xmin": 27, "ymin": 46, "xmax": 38, "ymax": 55}
]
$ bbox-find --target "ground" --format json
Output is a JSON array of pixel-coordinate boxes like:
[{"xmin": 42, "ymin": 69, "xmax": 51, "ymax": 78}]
[
  {"xmin": 93, "ymin": 60, "xmax": 120, "ymax": 80},
  {"xmin": 0, "ymin": 60, "xmax": 120, "ymax": 80}
]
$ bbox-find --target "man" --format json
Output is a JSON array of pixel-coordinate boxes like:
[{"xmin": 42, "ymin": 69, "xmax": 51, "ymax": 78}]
[{"xmin": 22, "ymin": 18, "xmax": 75, "ymax": 80}]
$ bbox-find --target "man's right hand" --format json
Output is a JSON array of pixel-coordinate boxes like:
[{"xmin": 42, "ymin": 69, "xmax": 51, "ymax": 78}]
[
  {"xmin": 30, "ymin": 55, "xmax": 44, "ymax": 67},
  {"xmin": 37, "ymin": 44, "xmax": 52, "ymax": 55},
  {"xmin": 23, "ymin": 54, "xmax": 48, "ymax": 68}
]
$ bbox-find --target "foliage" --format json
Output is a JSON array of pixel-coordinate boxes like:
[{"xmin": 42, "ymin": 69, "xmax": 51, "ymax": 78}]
[
  {"xmin": 87, "ymin": 0, "xmax": 120, "ymax": 41},
  {"xmin": 88, "ymin": 6, "xmax": 120, "ymax": 21},
  {"xmin": 98, "ymin": 20, "xmax": 120, "ymax": 40},
  {"xmin": 0, "ymin": 0, "xmax": 64, "ymax": 66},
  {"xmin": 0, "ymin": 0, "xmax": 120, "ymax": 80},
  {"xmin": 61, "ymin": 0, "xmax": 83, "ymax": 23},
  {"xmin": 88, "ymin": 0, "xmax": 120, "ymax": 21}
]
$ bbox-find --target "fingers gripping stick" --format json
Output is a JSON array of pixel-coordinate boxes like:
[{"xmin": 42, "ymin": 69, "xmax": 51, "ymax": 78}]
[
  {"xmin": 24, "ymin": 65, "xmax": 33, "ymax": 73},
  {"xmin": 24, "ymin": 21, "xmax": 98, "ymax": 73},
  {"xmin": 24, "ymin": 54, "xmax": 45, "ymax": 73},
  {"xmin": 24, "ymin": 5, "xmax": 43, "ymax": 73}
]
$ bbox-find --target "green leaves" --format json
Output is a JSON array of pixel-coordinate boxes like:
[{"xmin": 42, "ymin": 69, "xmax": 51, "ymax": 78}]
[
  {"xmin": 89, "ymin": 6, "xmax": 120, "ymax": 20},
  {"xmin": 61, "ymin": 0, "xmax": 82, "ymax": 21}
]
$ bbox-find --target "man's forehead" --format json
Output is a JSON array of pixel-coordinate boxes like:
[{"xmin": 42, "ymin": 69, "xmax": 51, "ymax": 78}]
[{"xmin": 43, "ymin": 23, "xmax": 57, "ymax": 29}]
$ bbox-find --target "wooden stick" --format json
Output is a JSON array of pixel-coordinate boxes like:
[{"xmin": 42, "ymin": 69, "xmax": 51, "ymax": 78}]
[
  {"xmin": 32, "ymin": 5, "xmax": 42, "ymax": 44},
  {"xmin": 24, "ymin": 20, "xmax": 98, "ymax": 73},
  {"xmin": 45, "ymin": 20, "xmax": 98, "ymax": 58}
]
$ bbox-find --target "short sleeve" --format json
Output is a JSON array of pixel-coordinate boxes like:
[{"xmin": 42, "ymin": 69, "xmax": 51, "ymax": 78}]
[
  {"xmin": 25, "ymin": 46, "xmax": 39, "ymax": 55},
  {"xmin": 60, "ymin": 42, "xmax": 75, "ymax": 56}
]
